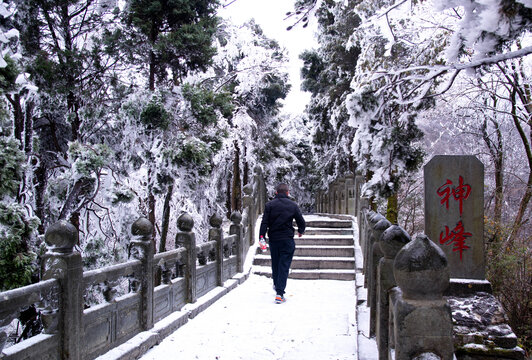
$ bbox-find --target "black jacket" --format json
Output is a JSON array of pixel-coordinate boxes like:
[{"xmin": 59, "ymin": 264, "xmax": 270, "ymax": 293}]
[{"xmin": 259, "ymin": 193, "xmax": 306, "ymax": 241}]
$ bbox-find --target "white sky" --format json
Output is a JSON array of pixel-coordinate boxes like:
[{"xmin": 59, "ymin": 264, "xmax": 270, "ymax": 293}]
[{"xmin": 219, "ymin": 0, "xmax": 318, "ymax": 115}]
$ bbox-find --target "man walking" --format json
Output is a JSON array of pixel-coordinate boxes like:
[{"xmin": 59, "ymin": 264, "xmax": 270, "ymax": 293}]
[{"xmin": 259, "ymin": 183, "xmax": 305, "ymax": 304}]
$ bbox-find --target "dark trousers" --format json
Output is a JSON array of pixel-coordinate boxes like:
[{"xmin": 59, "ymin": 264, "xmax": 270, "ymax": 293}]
[{"xmin": 269, "ymin": 238, "xmax": 295, "ymax": 296}]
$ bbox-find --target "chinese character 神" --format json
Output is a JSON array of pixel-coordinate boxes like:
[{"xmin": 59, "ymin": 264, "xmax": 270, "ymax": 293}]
[
  {"xmin": 436, "ymin": 176, "xmax": 471, "ymax": 216},
  {"xmin": 439, "ymin": 220, "xmax": 472, "ymax": 260}
]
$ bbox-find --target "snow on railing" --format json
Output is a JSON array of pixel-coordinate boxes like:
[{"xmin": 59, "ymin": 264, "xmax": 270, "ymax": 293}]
[{"xmin": 0, "ymin": 167, "xmax": 267, "ymax": 360}]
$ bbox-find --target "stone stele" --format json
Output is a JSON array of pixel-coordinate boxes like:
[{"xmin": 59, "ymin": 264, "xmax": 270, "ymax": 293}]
[{"xmin": 424, "ymin": 155, "xmax": 485, "ymax": 279}]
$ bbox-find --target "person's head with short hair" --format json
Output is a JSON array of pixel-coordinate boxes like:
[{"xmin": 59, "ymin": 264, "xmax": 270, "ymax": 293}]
[{"xmin": 276, "ymin": 183, "xmax": 289, "ymax": 195}]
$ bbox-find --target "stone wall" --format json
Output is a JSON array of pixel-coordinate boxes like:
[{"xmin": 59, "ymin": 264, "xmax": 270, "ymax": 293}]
[{"xmin": 0, "ymin": 167, "xmax": 267, "ymax": 360}]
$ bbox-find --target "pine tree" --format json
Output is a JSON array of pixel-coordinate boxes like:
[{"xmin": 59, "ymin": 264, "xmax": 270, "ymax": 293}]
[{"xmin": 124, "ymin": 0, "xmax": 220, "ymax": 89}]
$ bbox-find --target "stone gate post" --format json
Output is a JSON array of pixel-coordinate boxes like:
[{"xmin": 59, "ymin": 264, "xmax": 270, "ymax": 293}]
[
  {"xmin": 130, "ymin": 217, "xmax": 155, "ymax": 331},
  {"xmin": 42, "ymin": 220, "xmax": 83, "ymax": 360},
  {"xmin": 176, "ymin": 212, "xmax": 197, "ymax": 303}
]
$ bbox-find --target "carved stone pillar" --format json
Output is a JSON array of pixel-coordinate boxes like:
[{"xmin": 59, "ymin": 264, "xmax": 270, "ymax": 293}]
[
  {"xmin": 176, "ymin": 213, "xmax": 197, "ymax": 304},
  {"xmin": 230, "ymin": 211, "xmax": 244, "ymax": 273},
  {"xmin": 209, "ymin": 213, "xmax": 224, "ymax": 286},
  {"xmin": 368, "ymin": 218, "xmax": 391, "ymax": 337},
  {"xmin": 242, "ymin": 184, "xmax": 254, "ymax": 246},
  {"xmin": 42, "ymin": 220, "xmax": 82, "ymax": 360},
  {"xmin": 376, "ymin": 225, "xmax": 410, "ymax": 360},
  {"xmin": 390, "ymin": 235, "xmax": 454, "ymax": 360},
  {"xmin": 130, "ymin": 217, "xmax": 154, "ymax": 331}
]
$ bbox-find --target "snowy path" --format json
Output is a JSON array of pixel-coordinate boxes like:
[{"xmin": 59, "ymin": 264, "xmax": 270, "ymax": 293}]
[{"xmin": 140, "ymin": 274, "xmax": 358, "ymax": 360}]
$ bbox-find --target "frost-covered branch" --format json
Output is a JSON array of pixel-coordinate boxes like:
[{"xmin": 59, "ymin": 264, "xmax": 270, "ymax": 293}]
[{"xmin": 374, "ymin": 46, "xmax": 532, "ymax": 104}]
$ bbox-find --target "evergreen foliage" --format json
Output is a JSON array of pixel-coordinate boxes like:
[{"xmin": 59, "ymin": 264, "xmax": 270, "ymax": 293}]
[
  {"xmin": 125, "ymin": 0, "xmax": 220, "ymax": 85},
  {"xmin": 182, "ymin": 83, "xmax": 233, "ymax": 126}
]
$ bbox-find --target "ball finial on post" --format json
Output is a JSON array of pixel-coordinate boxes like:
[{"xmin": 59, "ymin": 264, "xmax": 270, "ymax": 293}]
[
  {"xmin": 131, "ymin": 217, "xmax": 153, "ymax": 239},
  {"xmin": 177, "ymin": 212, "xmax": 194, "ymax": 232},
  {"xmin": 45, "ymin": 220, "xmax": 78, "ymax": 253}
]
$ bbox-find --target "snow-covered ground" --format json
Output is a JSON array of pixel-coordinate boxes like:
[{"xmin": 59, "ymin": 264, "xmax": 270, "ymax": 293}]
[{"xmin": 140, "ymin": 274, "xmax": 358, "ymax": 360}]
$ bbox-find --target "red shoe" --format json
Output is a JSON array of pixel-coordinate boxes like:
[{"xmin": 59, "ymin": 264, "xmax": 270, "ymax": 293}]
[{"xmin": 275, "ymin": 295, "xmax": 286, "ymax": 304}]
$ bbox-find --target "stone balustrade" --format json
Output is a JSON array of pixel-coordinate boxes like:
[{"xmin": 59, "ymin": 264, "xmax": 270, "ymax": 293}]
[
  {"xmin": 357, "ymin": 200, "xmax": 525, "ymax": 360},
  {"xmin": 358, "ymin": 205, "xmax": 454, "ymax": 360},
  {"xmin": 0, "ymin": 167, "xmax": 267, "ymax": 360},
  {"xmin": 315, "ymin": 174, "xmax": 362, "ymax": 215}
]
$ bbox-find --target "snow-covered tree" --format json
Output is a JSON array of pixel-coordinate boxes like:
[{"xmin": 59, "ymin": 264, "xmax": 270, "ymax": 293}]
[
  {"xmin": 0, "ymin": 0, "xmax": 39, "ymax": 291},
  {"xmin": 299, "ymin": 0, "xmax": 360, "ymax": 189}
]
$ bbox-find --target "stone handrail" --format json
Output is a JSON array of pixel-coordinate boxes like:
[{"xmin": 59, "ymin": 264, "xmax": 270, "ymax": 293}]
[
  {"xmin": 0, "ymin": 166, "xmax": 267, "ymax": 360},
  {"xmin": 354, "ymin": 188, "xmax": 524, "ymax": 359},
  {"xmin": 357, "ymin": 200, "xmax": 455, "ymax": 360}
]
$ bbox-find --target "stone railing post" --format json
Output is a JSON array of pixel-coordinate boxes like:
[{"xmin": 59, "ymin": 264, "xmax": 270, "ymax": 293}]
[
  {"xmin": 363, "ymin": 212, "xmax": 385, "ymax": 283},
  {"xmin": 209, "ymin": 213, "xmax": 224, "ymax": 286},
  {"xmin": 242, "ymin": 184, "xmax": 254, "ymax": 245},
  {"xmin": 368, "ymin": 218, "xmax": 391, "ymax": 337},
  {"xmin": 358, "ymin": 197, "xmax": 369, "ymax": 254},
  {"xmin": 42, "ymin": 220, "xmax": 82, "ymax": 360},
  {"xmin": 253, "ymin": 165, "xmax": 266, "ymax": 215},
  {"xmin": 345, "ymin": 175, "xmax": 356, "ymax": 216},
  {"xmin": 230, "ymin": 211, "xmax": 244, "ymax": 273},
  {"xmin": 390, "ymin": 235, "xmax": 454, "ymax": 360},
  {"xmin": 129, "ymin": 217, "xmax": 154, "ymax": 331},
  {"xmin": 176, "ymin": 212, "xmax": 197, "ymax": 304},
  {"xmin": 316, "ymin": 190, "xmax": 322, "ymax": 213},
  {"xmin": 355, "ymin": 175, "xmax": 364, "ymax": 215},
  {"xmin": 328, "ymin": 183, "xmax": 334, "ymax": 213},
  {"xmin": 376, "ymin": 225, "xmax": 410, "ymax": 360},
  {"xmin": 337, "ymin": 177, "xmax": 346, "ymax": 214}
]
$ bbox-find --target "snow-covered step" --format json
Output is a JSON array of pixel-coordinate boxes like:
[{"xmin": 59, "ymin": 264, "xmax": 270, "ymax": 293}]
[
  {"xmin": 253, "ymin": 254, "xmax": 356, "ymax": 270},
  {"xmin": 253, "ymin": 266, "xmax": 356, "ymax": 281},
  {"xmin": 296, "ymin": 236, "xmax": 354, "ymax": 246},
  {"xmin": 258, "ymin": 245, "xmax": 355, "ymax": 257},
  {"xmin": 304, "ymin": 220, "xmax": 352, "ymax": 228},
  {"xmin": 304, "ymin": 227, "xmax": 353, "ymax": 235}
]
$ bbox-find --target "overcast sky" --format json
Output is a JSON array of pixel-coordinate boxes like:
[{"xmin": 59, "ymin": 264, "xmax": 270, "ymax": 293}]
[{"xmin": 219, "ymin": 0, "xmax": 318, "ymax": 115}]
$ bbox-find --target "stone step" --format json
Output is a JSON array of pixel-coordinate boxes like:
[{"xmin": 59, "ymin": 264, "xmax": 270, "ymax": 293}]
[
  {"xmin": 296, "ymin": 235, "xmax": 354, "ymax": 246},
  {"xmin": 253, "ymin": 255, "xmax": 356, "ymax": 270},
  {"xmin": 304, "ymin": 228, "xmax": 353, "ymax": 235},
  {"xmin": 303, "ymin": 220, "xmax": 352, "ymax": 228},
  {"xmin": 258, "ymin": 245, "xmax": 354, "ymax": 257},
  {"xmin": 253, "ymin": 266, "xmax": 356, "ymax": 281}
]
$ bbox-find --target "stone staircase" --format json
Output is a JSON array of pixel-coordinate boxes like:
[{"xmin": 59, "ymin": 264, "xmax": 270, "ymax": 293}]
[{"xmin": 252, "ymin": 216, "xmax": 356, "ymax": 280}]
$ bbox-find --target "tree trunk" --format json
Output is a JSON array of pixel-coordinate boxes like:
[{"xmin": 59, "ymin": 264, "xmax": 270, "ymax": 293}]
[
  {"xmin": 231, "ymin": 140, "xmax": 242, "ymax": 212},
  {"xmin": 243, "ymin": 145, "xmax": 249, "ymax": 186},
  {"xmin": 159, "ymin": 183, "xmax": 174, "ymax": 253},
  {"xmin": 479, "ymin": 93, "xmax": 504, "ymax": 242},
  {"xmin": 58, "ymin": 178, "xmax": 92, "ymax": 221},
  {"xmin": 149, "ymin": 19, "xmax": 158, "ymax": 91},
  {"xmin": 226, "ymin": 175, "xmax": 232, "ymax": 219},
  {"xmin": 6, "ymin": 94, "xmax": 24, "ymax": 148},
  {"xmin": 34, "ymin": 164, "xmax": 47, "ymax": 234},
  {"xmin": 386, "ymin": 193, "xmax": 398, "ymax": 224},
  {"xmin": 24, "ymin": 100, "xmax": 34, "ymax": 155},
  {"xmin": 507, "ymin": 87, "xmax": 532, "ymax": 244}
]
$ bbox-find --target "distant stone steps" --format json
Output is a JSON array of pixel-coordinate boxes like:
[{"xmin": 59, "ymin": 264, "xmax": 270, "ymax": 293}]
[{"xmin": 252, "ymin": 216, "xmax": 355, "ymax": 281}]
